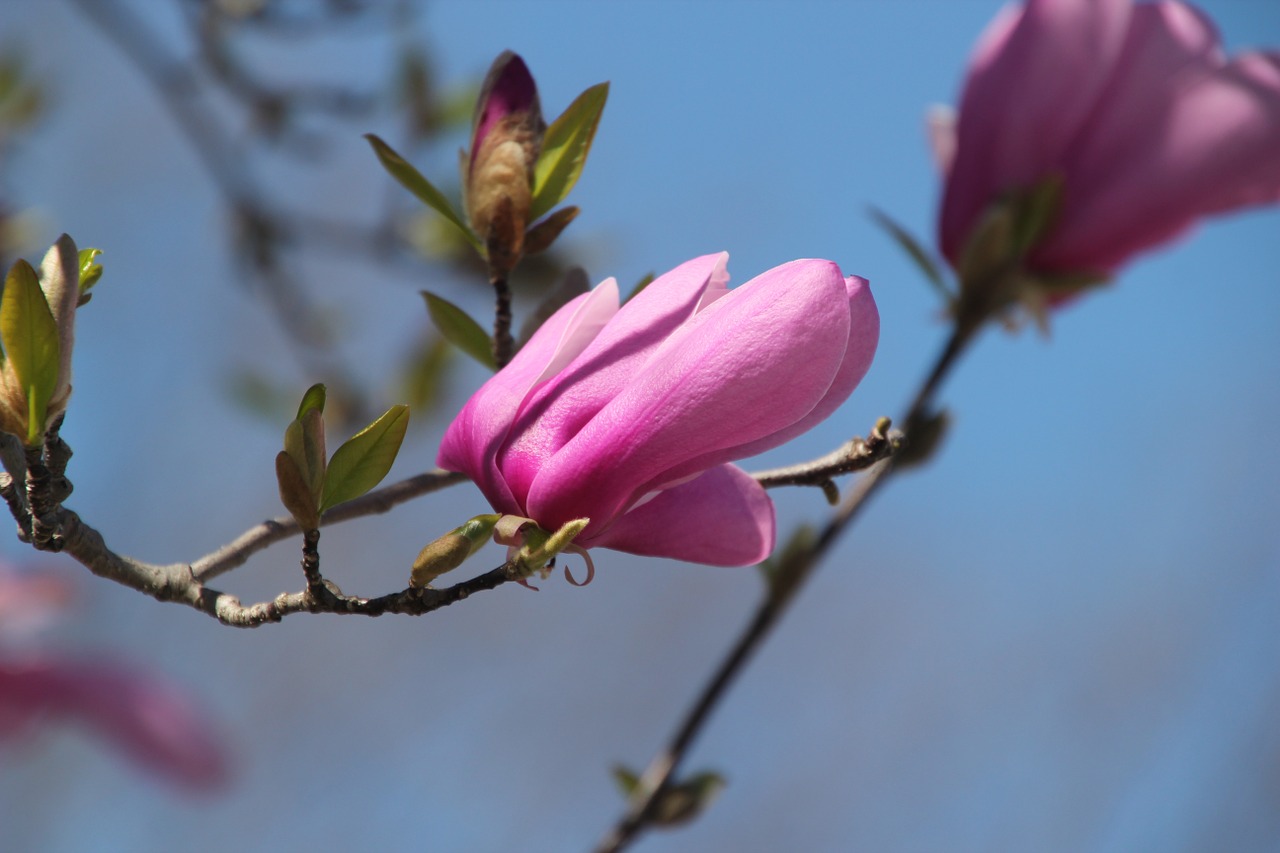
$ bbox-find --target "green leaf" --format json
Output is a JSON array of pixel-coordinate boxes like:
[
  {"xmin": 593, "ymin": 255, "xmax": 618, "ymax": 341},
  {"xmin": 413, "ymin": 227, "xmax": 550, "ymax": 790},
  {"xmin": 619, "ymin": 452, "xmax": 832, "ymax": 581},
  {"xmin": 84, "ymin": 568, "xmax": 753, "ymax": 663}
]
[
  {"xmin": 283, "ymin": 407, "xmax": 327, "ymax": 504},
  {"xmin": 1, "ymin": 260, "xmax": 60, "ymax": 445},
  {"xmin": 868, "ymin": 207, "xmax": 950, "ymax": 299},
  {"xmin": 77, "ymin": 248, "xmax": 103, "ymax": 294},
  {"xmin": 321, "ymin": 404, "xmax": 410, "ymax": 511},
  {"xmin": 275, "ymin": 450, "xmax": 320, "ymax": 530},
  {"xmin": 611, "ymin": 765, "xmax": 641, "ymax": 797},
  {"xmin": 522, "ymin": 205, "xmax": 579, "ymax": 255},
  {"xmin": 364, "ymin": 133, "xmax": 481, "ymax": 251},
  {"xmin": 296, "ymin": 382, "xmax": 327, "ymax": 419},
  {"xmin": 530, "ymin": 82, "xmax": 608, "ymax": 222},
  {"xmin": 421, "ymin": 291, "xmax": 495, "ymax": 369}
]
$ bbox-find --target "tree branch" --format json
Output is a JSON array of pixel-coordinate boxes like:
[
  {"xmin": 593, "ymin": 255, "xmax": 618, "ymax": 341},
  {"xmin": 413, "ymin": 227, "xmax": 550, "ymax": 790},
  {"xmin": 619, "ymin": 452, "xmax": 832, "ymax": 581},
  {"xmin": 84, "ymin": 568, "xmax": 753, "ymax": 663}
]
[
  {"xmin": 54, "ymin": 502, "xmax": 523, "ymax": 628},
  {"xmin": 594, "ymin": 322, "xmax": 979, "ymax": 852}
]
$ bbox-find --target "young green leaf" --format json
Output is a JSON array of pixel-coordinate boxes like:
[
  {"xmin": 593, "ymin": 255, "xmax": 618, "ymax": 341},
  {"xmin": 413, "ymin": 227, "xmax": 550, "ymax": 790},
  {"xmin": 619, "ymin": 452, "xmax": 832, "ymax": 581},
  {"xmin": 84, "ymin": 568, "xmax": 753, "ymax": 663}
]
[
  {"xmin": 77, "ymin": 248, "xmax": 104, "ymax": 295},
  {"xmin": 530, "ymin": 82, "xmax": 608, "ymax": 222},
  {"xmin": 1, "ymin": 259, "xmax": 60, "ymax": 445},
  {"xmin": 522, "ymin": 205, "xmax": 579, "ymax": 255},
  {"xmin": 275, "ymin": 450, "xmax": 320, "ymax": 530},
  {"xmin": 611, "ymin": 765, "xmax": 641, "ymax": 797},
  {"xmin": 868, "ymin": 207, "xmax": 950, "ymax": 299},
  {"xmin": 296, "ymin": 382, "xmax": 327, "ymax": 419},
  {"xmin": 320, "ymin": 404, "xmax": 410, "ymax": 511},
  {"xmin": 421, "ymin": 291, "xmax": 495, "ymax": 369},
  {"xmin": 283, "ymin": 407, "xmax": 327, "ymax": 505},
  {"xmin": 364, "ymin": 133, "xmax": 481, "ymax": 251}
]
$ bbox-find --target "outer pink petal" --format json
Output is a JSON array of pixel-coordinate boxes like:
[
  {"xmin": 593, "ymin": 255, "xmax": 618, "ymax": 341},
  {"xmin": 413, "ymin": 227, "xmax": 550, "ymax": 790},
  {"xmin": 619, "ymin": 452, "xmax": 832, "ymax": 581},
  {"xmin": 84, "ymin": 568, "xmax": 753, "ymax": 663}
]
[
  {"xmin": 526, "ymin": 259, "xmax": 850, "ymax": 533},
  {"xmin": 1036, "ymin": 4, "xmax": 1280, "ymax": 271},
  {"xmin": 667, "ymin": 274, "xmax": 878, "ymax": 478},
  {"xmin": 437, "ymin": 282, "xmax": 618, "ymax": 513},
  {"xmin": 497, "ymin": 253, "xmax": 728, "ymax": 507},
  {"xmin": 582, "ymin": 464, "xmax": 774, "ymax": 566},
  {"xmin": 940, "ymin": 0, "xmax": 1133, "ymax": 262},
  {"xmin": 0, "ymin": 657, "xmax": 229, "ymax": 792}
]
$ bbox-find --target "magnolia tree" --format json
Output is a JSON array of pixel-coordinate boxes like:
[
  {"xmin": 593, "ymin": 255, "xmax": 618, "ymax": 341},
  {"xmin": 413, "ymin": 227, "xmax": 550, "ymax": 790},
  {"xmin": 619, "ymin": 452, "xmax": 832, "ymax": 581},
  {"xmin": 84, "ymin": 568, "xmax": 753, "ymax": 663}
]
[{"xmin": 2, "ymin": 0, "xmax": 1279, "ymax": 849}]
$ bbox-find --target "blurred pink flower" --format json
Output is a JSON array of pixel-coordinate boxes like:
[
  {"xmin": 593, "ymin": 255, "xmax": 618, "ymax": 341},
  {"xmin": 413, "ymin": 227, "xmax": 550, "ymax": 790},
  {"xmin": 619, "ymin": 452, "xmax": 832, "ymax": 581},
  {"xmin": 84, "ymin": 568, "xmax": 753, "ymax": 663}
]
[
  {"xmin": 438, "ymin": 253, "xmax": 879, "ymax": 566},
  {"xmin": 0, "ymin": 564, "xmax": 229, "ymax": 792},
  {"xmin": 0, "ymin": 657, "xmax": 229, "ymax": 792},
  {"xmin": 938, "ymin": 0, "xmax": 1280, "ymax": 277}
]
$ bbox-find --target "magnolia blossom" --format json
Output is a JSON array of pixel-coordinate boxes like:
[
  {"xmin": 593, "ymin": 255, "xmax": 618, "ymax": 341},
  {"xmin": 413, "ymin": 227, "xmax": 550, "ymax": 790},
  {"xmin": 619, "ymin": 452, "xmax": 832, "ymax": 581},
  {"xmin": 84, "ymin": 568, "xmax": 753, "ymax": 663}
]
[
  {"xmin": 938, "ymin": 0, "xmax": 1280, "ymax": 277},
  {"xmin": 438, "ymin": 253, "xmax": 879, "ymax": 567}
]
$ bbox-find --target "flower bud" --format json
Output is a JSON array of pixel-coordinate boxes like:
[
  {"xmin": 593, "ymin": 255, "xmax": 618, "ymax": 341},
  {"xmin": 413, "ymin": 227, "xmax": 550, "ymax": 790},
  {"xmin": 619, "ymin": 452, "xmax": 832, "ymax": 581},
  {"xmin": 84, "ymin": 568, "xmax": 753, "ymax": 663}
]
[
  {"xmin": 0, "ymin": 235, "xmax": 80, "ymax": 444},
  {"xmin": 463, "ymin": 51, "xmax": 545, "ymax": 274}
]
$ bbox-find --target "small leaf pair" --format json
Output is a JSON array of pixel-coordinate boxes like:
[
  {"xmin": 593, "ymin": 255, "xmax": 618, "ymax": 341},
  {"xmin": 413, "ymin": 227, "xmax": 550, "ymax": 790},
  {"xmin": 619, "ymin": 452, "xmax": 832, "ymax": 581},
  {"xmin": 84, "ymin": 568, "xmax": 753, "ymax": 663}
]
[{"xmin": 275, "ymin": 383, "xmax": 410, "ymax": 530}]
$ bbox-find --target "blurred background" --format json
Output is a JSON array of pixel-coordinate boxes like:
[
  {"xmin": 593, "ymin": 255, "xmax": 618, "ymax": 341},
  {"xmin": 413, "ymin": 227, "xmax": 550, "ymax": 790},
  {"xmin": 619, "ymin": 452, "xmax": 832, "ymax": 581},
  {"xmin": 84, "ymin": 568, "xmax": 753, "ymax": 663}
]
[{"xmin": 0, "ymin": 0, "xmax": 1277, "ymax": 851}]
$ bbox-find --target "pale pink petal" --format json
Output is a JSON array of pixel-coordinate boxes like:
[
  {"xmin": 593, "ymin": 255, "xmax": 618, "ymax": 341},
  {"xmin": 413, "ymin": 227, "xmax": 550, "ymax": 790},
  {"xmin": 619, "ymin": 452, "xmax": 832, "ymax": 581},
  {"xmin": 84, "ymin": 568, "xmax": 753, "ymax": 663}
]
[
  {"xmin": 525, "ymin": 259, "xmax": 850, "ymax": 533},
  {"xmin": 583, "ymin": 464, "xmax": 775, "ymax": 566},
  {"xmin": 437, "ymin": 282, "xmax": 617, "ymax": 513},
  {"xmin": 669, "ymin": 274, "xmax": 879, "ymax": 476},
  {"xmin": 926, "ymin": 105, "xmax": 958, "ymax": 175},
  {"xmin": 497, "ymin": 254, "xmax": 728, "ymax": 507},
  {"xmin": 0, "ymin": 657, "xmax": 229, "ymax": 792},
  {"xmin": 940, "ymin": 0, "xmax": 1133, "ymax": 262}
]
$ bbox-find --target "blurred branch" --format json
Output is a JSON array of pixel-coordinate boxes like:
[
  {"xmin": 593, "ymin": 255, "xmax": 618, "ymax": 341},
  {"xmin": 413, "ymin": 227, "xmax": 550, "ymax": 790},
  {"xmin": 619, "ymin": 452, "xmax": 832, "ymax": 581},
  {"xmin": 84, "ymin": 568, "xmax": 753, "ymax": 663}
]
[
  {"xmin": 595, "ymin": 322, "xmax": 979, "ymax": 852},
  {"xmin": 65, "ymin": 0, "xmax": 421, "ymax": 424}
]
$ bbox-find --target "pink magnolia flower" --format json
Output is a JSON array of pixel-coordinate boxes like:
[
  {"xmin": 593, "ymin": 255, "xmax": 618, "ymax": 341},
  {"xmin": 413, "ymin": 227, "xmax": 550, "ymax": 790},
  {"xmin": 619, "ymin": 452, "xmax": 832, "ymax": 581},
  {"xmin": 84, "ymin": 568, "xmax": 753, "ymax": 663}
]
[
  {"xmin": 938, "ymin": 0, "xmax": 1280, "ymax": 278},
  {"xmin": 438, "ymin": 253, "xmax": 879, "ymax": 567}
]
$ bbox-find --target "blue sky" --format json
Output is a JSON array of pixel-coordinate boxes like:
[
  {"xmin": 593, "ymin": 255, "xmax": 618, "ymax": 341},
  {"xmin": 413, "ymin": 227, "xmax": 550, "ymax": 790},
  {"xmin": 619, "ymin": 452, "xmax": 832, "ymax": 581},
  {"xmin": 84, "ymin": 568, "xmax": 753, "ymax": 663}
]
[{"xmin": 2, "ymin": 1, "xmax": 1279, "ymax": 851}]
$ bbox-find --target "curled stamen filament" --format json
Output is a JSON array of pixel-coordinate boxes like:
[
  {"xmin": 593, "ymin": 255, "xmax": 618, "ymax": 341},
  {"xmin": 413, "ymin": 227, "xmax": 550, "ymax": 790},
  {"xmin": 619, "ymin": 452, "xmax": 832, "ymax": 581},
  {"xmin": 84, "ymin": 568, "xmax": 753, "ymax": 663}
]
[{"xmin": 562, "ymin": 544, "xmax": 595, "ymax": 587}]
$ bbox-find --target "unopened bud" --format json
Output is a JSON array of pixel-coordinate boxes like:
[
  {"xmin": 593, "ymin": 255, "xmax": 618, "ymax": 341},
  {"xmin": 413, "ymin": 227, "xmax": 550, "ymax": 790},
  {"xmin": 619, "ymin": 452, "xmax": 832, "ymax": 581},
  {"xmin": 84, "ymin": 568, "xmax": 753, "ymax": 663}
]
[
  {"xmin": 410, "ymin": 514, "xmax": 501, "ymax": 588},
  {"xmin": 463, "ymin": 51, "xmax": 545, "ymax": 273}
]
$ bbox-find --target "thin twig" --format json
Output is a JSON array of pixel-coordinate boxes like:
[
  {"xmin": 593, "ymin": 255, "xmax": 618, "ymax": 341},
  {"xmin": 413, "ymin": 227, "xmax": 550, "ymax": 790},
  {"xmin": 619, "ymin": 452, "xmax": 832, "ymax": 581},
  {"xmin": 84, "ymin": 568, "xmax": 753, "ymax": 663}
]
[
  {"xmin": 752, "ymin": 417, "xmax": 898, "ymax": 491},
  {"xmin": 595, "ymin": 322, "xmax": 978, "ymax": 852}
]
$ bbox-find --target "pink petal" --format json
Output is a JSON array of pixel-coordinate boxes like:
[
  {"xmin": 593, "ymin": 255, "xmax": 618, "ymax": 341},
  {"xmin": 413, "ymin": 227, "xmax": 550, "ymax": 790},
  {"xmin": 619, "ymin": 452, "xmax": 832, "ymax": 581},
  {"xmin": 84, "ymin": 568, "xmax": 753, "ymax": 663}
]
[
  {"xmin": 470, "ymin": 52, "xmax": 539, "ymax": 173},
  {"xmin": 497, "ymin": 253, "xmax": 729, "ymax": 507},
  {"xmin": 940, "ymin": 0, "xmax": 1133, "ymax": 263},
  {"xmin": 668, "ymin": 274, "xmax": 879, "ymax": 476},
  {"xmin": 0, "ymin": 657, "xmax": 229, "ymax": 792},
  {"xmin": 1035, "ymin": 5, "xmax": 1280, "ymax": 271},
  {"xmin": 583, "ymin": 464, "xmax": 775, "ymax": 566},
  {"xmin": 437, "ymin": 281, "xmax": 618, "ymax": 513},
  {"xmin": 525, "ymin": 259, "xmax": 851, "ymax": 534}
]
